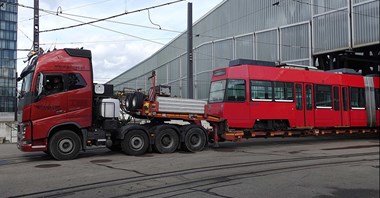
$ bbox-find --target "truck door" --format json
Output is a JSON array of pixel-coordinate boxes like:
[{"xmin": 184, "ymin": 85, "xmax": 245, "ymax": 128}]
[
  {"xmin": 341, "ymin": 86, "xmax": 350, "ymax": 126},
  {"xmin": 305, "ymin": 84, "xmax": 314, "ymax": 127},
  {"xmin": 31, "ymin": 73, "xmax": 68, "ymax": 140}
]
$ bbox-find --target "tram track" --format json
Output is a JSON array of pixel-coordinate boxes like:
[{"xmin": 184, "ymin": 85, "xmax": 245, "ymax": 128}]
[
  {"xmin": 9, "ymin": 151, "xmax": 379, "ymax": 198},
  {"xmin": 0, "ymin": 147, "xmax": 109, "ymax": 166}
]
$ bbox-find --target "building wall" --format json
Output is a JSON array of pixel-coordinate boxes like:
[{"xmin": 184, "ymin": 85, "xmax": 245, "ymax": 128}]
[
  {"xmin": 109, "ymin": 0, "xmax": 379, "ymax": 100},
  {"xmin": 0, "ymin": 0, "xmax": 18, "ymax": 142}
]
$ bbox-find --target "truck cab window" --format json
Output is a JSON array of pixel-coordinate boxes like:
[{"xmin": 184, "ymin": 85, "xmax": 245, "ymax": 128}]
[
  {"xmin": 45, "ymin": 75, "xmax": 64, "ymax": 95},
  {"xmin": 67, "ymin": 73, "xmax": 87, "ymax": 91}
]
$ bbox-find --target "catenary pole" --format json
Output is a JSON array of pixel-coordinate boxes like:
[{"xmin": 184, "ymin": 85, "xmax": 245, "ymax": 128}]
[
  {"xmin": 187, "ymin": 2, "xmax": 193, "ymax": 99},
  {"xmin": 33, "ymin": 0, "xmax": 39, "ymax": 52}
]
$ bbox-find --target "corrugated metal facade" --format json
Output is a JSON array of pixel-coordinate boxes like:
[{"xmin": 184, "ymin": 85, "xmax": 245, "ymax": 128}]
[{"xmin": 109, "ymin": 0, "xmax": 380, "ymax": 100}]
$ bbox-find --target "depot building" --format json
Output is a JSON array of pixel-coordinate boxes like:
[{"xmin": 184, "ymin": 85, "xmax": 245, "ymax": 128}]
[{"xmin": 108, "ymin": 0, "xmax": 380, "ymax": 100}]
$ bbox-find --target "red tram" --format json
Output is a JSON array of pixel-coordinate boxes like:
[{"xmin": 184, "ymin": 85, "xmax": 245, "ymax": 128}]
[{"xmin": 207, "ymin": 60, "xmax": 380, "ymax": 133}]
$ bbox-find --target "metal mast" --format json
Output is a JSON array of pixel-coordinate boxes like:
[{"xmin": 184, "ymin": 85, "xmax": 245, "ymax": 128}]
[
  {"xmin": 33, "ymin": 0, "xmax": 39, "ymax": 52},
  {"xmin": 187, "ymin": 2, "xmax": 193, "ymax": 99}
]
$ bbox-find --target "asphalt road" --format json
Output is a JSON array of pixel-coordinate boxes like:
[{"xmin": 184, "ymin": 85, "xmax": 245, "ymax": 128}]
[{"xmin": 0, "ymin": 135, "xmax": 379, "ymax": 198}]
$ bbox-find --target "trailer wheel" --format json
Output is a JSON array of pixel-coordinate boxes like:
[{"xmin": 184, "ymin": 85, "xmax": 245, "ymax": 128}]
[
  {"xmin": 130, "ymin": 92, "xmax": 145, "ymax": 111},
  {"xmin": 49, "ymin": 130, "xmax": 81, "ymax": 160},
  {"xmin": 121, "ymin": 130, "xmax": 149, "ymax": 156},
  {"xmin": 182, "ymin": 126, "xmax": 207, "ymax": 152},
  {"xmin": 154, "ymin": 126, "xmax": 179, "ymax": 153}
]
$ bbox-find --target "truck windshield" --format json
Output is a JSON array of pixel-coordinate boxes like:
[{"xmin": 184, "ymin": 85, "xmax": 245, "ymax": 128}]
[
  {"xmin": 209, "ymin": 80, "xmax": 226, "ymax": 103},
  {"xmin": 20, "ymin": 72, "xmax": 33, "ymax": 95},
  {"xmin": 18, "ymin": 56, "xmax": 37, "ymax": 97}
]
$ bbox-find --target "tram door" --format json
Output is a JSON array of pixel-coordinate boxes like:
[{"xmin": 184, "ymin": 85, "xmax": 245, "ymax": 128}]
[
  {"xmin": 295, "ymin": 84, "xmax": 305, "ymax": 127},
  {"xmin": 295, "ymin": 83, "xmax": 314, "ymax": 127},
  {"xmin": 341, "ymin": 86, "xmax": 350, "ymax": 126},
  {"xmin": 304, "ymin": 84, "xmax": 314, "ymax": 127},
  {"xmin": 332, "ymin": 86, "xmax": 342, "ymax": 126}
]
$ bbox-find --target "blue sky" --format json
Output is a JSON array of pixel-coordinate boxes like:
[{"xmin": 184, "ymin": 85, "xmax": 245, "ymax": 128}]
[{"xmin": 17, "ymin": 0, "xmax": 223, "ymax": 83}]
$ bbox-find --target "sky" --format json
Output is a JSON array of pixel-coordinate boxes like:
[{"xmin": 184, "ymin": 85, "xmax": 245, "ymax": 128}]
[{"xmin": 17, "ymin": 0, "xmax": 223, "ymax": 83}]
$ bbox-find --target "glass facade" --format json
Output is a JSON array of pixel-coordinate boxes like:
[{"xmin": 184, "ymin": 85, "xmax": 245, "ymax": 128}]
[{"xmin": 0, "ymin": 0, "xmax": 17, "ymax": 113}]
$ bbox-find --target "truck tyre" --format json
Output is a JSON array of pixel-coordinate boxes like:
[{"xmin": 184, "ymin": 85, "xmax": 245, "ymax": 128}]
[
  {"xmin": 182, "ymin": 126, "xmax": 207, "ymax": 152},
  {"xmin": 125, "ymin": 93, "xmax": 133, "ymax": 111},
  {"xmin": 49, "ymin": 130, "xmax": 81, "ymax": 160},
  {"xmin": 154, "ymin": 126, "xmax": 179, "ymax": 153},
  {"xmin": 130, "ymin": 92, "xmax": 145, "ymax": 111},
  {"xmin": 121, "ymin": 130, "xmax": 149, "ymax": 156}
]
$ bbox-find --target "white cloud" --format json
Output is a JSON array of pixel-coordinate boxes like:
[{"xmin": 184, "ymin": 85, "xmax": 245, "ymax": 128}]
[{"xmin": 17, "ymin": 0, "xmax": 223, "ymax": 83}]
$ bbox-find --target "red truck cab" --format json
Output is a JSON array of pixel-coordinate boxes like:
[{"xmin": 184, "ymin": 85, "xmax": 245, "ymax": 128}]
[{"xmin": 17, "ymin": 49, "xmax": 93, "ymax": 156}]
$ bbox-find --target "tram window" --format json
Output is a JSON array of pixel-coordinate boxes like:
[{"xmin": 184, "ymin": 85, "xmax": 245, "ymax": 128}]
[
  {"xmin": 333, "ymin": 87, "xmax": 339, "ymax": 111},
  {"xmin": 251, "ymin": 80, "xmax": 272, "ymax": 101},
  {"xmin": 315, "ymin": 85, "xmax": 332, "ymax": 108},
  {"xmin": 226, "ymin": 79, "xmax": 246, "ymax": 102},
  {"xmin": 306, "ymin": 85, "xmax": 312, "ymax": 110},
  {"xmin": 274, "ymin": 82, "xmax": 294, "ymax": 101},
  {"xmin": 296, "ymin": 84, "xmax": 302, "ymax": 110},
  {"xmin": 375, "ymin": 89, "xmax": 380, "ymax": 109},
  {"xmin": 350, "ymin": 87, "xmax": 365, "ymax": 108},
  {"xmin": 209, "ymin": 80, "xmax": 226, "ymax": 103},
  {"xmin": 342, "ymin": 87, "xmax": 348, "ymax": 111}
]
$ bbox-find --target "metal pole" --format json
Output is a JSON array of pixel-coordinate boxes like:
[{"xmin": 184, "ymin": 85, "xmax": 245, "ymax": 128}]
[
  {"xmin": 33, "ymin": 0, "xmax": 39, "ymax": 52},
  {"xmin": 187, "ymin": 2, "xmax": 193, "ymax": 99}
]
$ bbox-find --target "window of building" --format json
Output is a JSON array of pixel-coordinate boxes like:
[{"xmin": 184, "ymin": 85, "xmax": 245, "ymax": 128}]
[
  {"xmin": 315, "ymin": 85, "xmax": 332, "ymax": 108},
  {"xmin": 274, "ymin": 82, "xmax": 294, "ymax": 101},
  {"xmin": 296, "ymin": 84, "xmax": 302, "ymax": 110},
  {"xmin": 350, "ymin": 87, "xmax": 365, "ymax": 109},
  {"xmin": 226, "ymin": 79, "xmax": 246, "ymax": 102},
  {"xmin": 251, "ymin": 80, "xmax": 272, "ymax": 101}
]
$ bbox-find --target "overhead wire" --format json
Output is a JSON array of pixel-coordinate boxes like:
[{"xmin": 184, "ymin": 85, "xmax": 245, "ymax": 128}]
[
  {"xmin": 38, "ymin": 8, "xmax": 235, "ymax": 63},
  {"xmin": 39, "ymin": 0, "xmax": 185, "ymax": 33},
  {"xmin": 17, "ymin": 0, "xmax": 115, "ymax": 22},
  {"xmin": 39, "ymin": 38, "xmax": 176, "ymax": 46},
  {"xmin": 43, "ymin": 11, "xmax": 183, "ymax": 34},
  {"xmin": 17, "ymin": 28, "xmax": 33, "ymax": 42}
]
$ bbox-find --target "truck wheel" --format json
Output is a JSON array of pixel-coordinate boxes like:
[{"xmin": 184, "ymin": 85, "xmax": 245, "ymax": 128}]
[
  {"xmin": 182, "ymin": 126, "xmax": 207, "ymax": 152},
  {"xmin": 121, "ymin": 130, "xmax": 149, "ymax": 155},
  {"xmin": 154, "ymin": 126, "xmax": 179, "ymax": 153},
  {"xmin": 49, "ymin": 130, "xmax": 81, "ymax": 160},
  {"xmin": 130, "ymin": 92, "xmax": 145, "ymax": 111}
]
